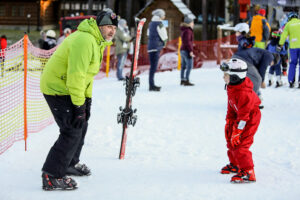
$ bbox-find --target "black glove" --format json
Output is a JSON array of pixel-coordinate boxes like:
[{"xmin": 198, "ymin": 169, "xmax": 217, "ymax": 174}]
[
  {"xmin": 85, "ymin": 98, "xmax": 92, "ymax": 121},
  {"xmin": 72, "ymin": 104, "xmax": 86, "ymax": 129}
]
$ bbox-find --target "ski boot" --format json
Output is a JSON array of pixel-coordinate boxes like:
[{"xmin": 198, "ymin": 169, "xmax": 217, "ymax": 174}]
[
  {"xmin": 66, "ymin": 163, "xmax": 91, "ymax": 176},
  {"xmin": 149, "ymin": 85, "xmax": 161, "ymax": 91},
  {"xmin": 231, "ymin": 169, "xmax": 256, "ymax": 183},
  {"xmin": 184, "ymin": 80, "xmax": 195, "ymax": 86},
  {"xmin": 180, "ymin": 80, "xmax": 186, "ymax": 85},
  {"xmin": 221, "ymin": 163, "xmax": 239, "ymax": 174},
  {"xmin": 275, "ymin": 81, "xmax": 283, "ymax": 88},
  {"xmin": 42, "ymin": 172, "xmax": 77, "ymax": 190},
  {"xmin": 289, "ymin": 82, "xmax": 294, "ymax": 88},
  {"xmin": 268, "ymin": 80, "xmax": 273, "ymax": 86}
]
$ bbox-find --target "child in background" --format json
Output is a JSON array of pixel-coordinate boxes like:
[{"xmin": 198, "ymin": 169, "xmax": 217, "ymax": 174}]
[
  {"xmin": 266, "ymin": 31, "xmax": 287, "ymax": 87},
  {"xmin": 220, "ymin": 58, "xmax": 261, "ymax": 183}
]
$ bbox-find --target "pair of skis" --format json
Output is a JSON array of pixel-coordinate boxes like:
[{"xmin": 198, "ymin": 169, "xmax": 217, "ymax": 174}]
[{"xmin": 117, "ymin": 18, "xmax": 146, "ymax": 159}]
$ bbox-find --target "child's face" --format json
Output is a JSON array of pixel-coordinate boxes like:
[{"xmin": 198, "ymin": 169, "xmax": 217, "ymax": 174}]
[{"xmin": 223, "ymin": 73, "xmax": 230, "ymax": 84}]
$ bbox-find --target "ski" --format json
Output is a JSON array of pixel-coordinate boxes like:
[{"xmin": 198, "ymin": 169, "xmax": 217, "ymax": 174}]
[{"xmin": 117, "ymin": 18, "xmax": 146, "ymax": 159}]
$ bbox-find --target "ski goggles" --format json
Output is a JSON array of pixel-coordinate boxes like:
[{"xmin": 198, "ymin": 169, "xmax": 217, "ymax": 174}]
[{"xmin": 220, "ymin": 62, "xmax": 230, "ymax": 72}]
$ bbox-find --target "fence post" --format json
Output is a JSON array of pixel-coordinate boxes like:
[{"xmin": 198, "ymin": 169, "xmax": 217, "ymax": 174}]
[
  {"xmin": 106, "ymin": 45, "xmax": 111, "ymax": 77},
  {"xmin": 23, "ymin": 34, "xmax": 28, "ymax": 151},
  {"xmin": 177, "ymin": 37, "xmax": 182, "ymax": 70}
]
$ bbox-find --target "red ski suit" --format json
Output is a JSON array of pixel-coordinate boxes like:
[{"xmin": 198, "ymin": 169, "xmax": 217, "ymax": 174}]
[{"xmin": 225, "ymin": 77, "xmax": 261, "ymax": 170}]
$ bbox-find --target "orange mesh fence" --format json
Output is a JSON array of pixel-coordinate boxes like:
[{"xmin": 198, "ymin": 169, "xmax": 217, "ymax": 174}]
[
  {"xmin": 0, "ymin": 36, "xmax": 54, "ymax": 154},
  {"xmin": 0, "ymin": 34, "xmax": 237, "ymax": 154}
]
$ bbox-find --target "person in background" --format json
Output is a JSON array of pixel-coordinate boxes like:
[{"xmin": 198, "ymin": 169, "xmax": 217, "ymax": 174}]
[
  {"xmin": 279, "ymin": 12, "xmax": 300, "ymax": 88},
  {"xmin": 114, "ymin": 18, "xmax": 132, "ymax": 81},
  {"xmin": 249, "ymin": 8, "xmax": 271, "ymax": 49},
  {"xmin": 232, "ymin": 23, "xmax": 274, "ymax": 109},
  {"xmin": 57, "ymin": 28, "xmax": 72, "ymax": 45},
  {"xmin": 220, "ymin": 58, "xmax": 261, "ymax": 183},
  {"xmin": 180, "ymin": 15, "xmax": 195, "ymax": 86},
  {"xmin": 147, "ymin": 8, "xmax": 168, "ymax": 91},
  {"xmin": 38, "ymin": 30, "xmax": 47, "ymax": 49},
  {"xmin": 0, "ymin": 35, "xmax": 7, "ymax": 77},
  {"xmin": 40, "ymin": 10, "xmax": 118, "ymax": 190},
  {"xmin": 266, "ymin": 31, "xmax": 286, "ymax": 88},
  {"xmin": 42, "ymin": 30, "xmax": 57, "ymax": 50}
]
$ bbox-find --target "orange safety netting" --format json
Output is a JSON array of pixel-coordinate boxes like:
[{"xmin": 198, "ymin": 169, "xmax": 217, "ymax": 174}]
[
  {"xmin": 0, "ymin": 34, "xmax": 237, "ymax": 155},
  {"xmin": 0, "ymin": 36, "xmax": 54, "ymax": 154}
]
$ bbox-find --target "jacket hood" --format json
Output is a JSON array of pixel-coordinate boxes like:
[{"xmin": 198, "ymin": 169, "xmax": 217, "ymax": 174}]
[
  {"xmin": 227, "ymin": 77, "xmax": 253, "ymax": 93},
  {"xmin": 77, "ymin": 18, "xmax": 112, "ymax": 45}
]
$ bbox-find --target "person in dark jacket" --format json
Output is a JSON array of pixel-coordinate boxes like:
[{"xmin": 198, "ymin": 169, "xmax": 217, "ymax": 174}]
[
  {"xmin": 42, "ymin": 30, "xmax": 57, "ymax": 50},
  {"xmin": 180, "ymin": 15, "xmax": 195, "ymax": 86},
  {"xmin": 147, "ymin": 9, "xmax": 168, "ymax": 91},
  {"xmin": 231, "ymin": 23, "xmax": 274, "ymax": 109},
  {"xmin": 220, "ymin": 58, "xmax": 261, "ymax": 183},
  {"xmin": 266, "ymin": 31, "xmax": 287, "ymax": 88}
]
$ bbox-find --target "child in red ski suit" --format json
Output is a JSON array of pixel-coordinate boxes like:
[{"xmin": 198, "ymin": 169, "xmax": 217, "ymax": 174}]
[{"xmin": 220, "ymin": 58, "xmax": 261, "ymax": 183}]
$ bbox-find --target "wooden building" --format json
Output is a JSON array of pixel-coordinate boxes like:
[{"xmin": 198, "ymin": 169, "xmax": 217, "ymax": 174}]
[
  {"xmin": 0, "ymin": 0, "xmax": 60, "ymax": 30},
  {"xmin": 135, "ymin": 0, "xmax": 196, "ymax": 44},
  {"xmin": 0, "ymin": 0, "xmax": 107, "ymax": 30}
]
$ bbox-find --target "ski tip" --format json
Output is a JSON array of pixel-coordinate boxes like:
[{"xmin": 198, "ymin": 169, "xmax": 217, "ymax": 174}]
[
  {"xmin": 134, "ymin": 17, "xmax": 140, "ymax": 22},
  {"xmin": 134, "ymin": 18, "xmax": 146, "ymax": 23}
]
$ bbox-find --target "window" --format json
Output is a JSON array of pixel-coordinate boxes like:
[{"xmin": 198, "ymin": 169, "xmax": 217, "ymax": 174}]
[
  {"xmin": 0, "ymin": 5, "xmax": 6, "ymax": 16},
  {"xmin": 11, "ymin": 5, "xmax": 25, "ymax": 17}
]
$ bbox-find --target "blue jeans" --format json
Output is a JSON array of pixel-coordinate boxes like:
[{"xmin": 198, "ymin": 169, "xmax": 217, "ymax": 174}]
[
  {"xmin": 116, "ymin": 53, "xmax": 127, "ymax": 80},
  {"xmin": 288, "ymin": 48, "xmax": 300, "ymax": 83},
  {"xmin": 148, "ymin": 50, "xmax": 160, "ymax": 87},
  {"xmin": 269, "ymin": 63, "xmax": 281, "ymax": 76},
  {"xmin": 180, "ymin": 50, "xmax": 193, "ymax": 81}
]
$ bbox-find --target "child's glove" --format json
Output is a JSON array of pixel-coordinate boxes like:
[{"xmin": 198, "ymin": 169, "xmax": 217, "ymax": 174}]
[{"xmin": 230, "ymin": 120, "xmax": 246, "ymax": 147}]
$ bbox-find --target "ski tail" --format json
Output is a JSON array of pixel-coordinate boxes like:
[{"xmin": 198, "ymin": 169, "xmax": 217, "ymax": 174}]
[{"xmin": 118, "ymin": 18, "xmax": 146, "ymax": 160}]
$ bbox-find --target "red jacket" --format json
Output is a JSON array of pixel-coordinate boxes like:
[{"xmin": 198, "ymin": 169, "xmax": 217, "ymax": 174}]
[
  {"xmin": 226, "ymin": 77, "xmax": 261, "ymax": 124},
  {"xmin": 0, "ymin": 37, "xmax": 7, "ymax": 58}
]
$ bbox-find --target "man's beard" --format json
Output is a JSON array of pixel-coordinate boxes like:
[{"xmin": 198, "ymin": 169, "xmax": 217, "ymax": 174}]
[{"xmin": 99, "ymin": 28, "xmax": 112, "ymax": 42}]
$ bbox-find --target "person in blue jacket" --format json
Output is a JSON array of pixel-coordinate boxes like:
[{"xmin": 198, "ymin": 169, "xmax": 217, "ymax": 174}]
[
  {"xmin": 147, "ymin": 9, "xmax": 168, "ymax": 91},
  {"xmin": 266, "ymin": 31, "xmax": 288, "ymax": 87},
  {"xmin": 230, "ymin": 23, "xmax": 274, "ymax": 109}
]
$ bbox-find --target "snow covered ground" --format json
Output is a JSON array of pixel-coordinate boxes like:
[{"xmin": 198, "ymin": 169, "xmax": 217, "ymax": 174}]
[{"xmin": 1, "ymin": 64, "xmax": 300, "ymax": 200}]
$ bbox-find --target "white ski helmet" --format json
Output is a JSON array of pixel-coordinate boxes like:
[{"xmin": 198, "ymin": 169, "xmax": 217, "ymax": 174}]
[
  {"xmin": 46, "ymin": 30, "xmax": 56, "ymax": 38},
  {"xmin": 227, "ymin": 58, "xmax": 248, "ymax": 79},
  {"xmin": 233, "ymin": 23, "xmax": 249, "ymax": 34}
]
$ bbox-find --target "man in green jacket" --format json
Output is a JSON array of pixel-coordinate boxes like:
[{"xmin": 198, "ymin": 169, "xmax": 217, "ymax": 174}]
[
  {"xmin": 279, "ymin": 12, "xmax": 300, "ymax": 88},
  {"xmin": 41, "ymin": 10, "xmax": 117, "ymax": 190}
]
